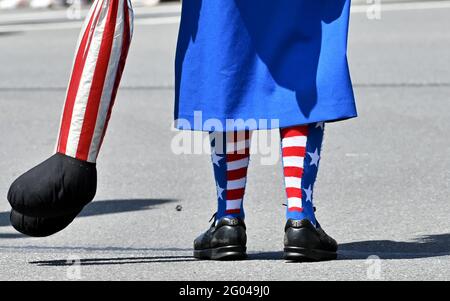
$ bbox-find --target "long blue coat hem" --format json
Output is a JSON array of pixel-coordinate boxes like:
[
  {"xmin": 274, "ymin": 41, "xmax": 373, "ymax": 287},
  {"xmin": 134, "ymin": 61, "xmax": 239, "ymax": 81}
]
[{"xmin": 174, "ymin": 100, "xmax": 357, "ymax": 132}]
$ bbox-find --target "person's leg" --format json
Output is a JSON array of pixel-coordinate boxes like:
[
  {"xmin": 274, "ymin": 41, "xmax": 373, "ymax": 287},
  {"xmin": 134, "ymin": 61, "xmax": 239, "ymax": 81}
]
[
  {"xmin": 7, "ymin": 0, "xmax": 134, "ymax": 237},
  {"xmin": 211, "ymin": 131, "xmax": 251, "ymax": 220},
  {"xmin": 280, "ymin": 123, "xmax": 324, "ymax": 226},
  {"xmin": 280, "ymin": 123, "xmax": 338, "ymax": 261},
  {"xmin": 193, "ymin": 130, "xmax": 250, "ymax": 260}
]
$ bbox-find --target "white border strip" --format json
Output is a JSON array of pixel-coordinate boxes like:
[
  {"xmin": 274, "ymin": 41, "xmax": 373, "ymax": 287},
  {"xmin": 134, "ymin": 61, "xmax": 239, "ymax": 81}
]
[
  {"xmin": 1, "ymin": 1, "xmax": 450, "ymax": 33},
  {"xmin": 351, "ymin": 0, "xmax": 450, "ymax": 13}
]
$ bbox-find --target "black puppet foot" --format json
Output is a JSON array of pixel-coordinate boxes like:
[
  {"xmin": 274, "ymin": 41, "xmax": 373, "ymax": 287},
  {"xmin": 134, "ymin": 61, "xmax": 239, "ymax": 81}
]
[
  {"xmin": 7, "ymin": 153, "xmax": 96, "ymax": 237},
  {"xmin": 10, "ymin": 209, "xmax": 80, "ymax": 237}
]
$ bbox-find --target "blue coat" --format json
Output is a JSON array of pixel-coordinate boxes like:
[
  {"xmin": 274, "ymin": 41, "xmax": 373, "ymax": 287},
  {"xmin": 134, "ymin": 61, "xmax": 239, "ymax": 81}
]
[{"xmin": 175, "ymin": 0, "xmax": 357, "ymax": 131}]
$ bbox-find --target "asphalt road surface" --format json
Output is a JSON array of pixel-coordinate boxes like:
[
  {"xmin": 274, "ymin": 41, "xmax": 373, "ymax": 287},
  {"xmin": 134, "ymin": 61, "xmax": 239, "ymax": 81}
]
[{"xmin": 0, "ymin": 2, "xmax": 449, "ymax": 280}]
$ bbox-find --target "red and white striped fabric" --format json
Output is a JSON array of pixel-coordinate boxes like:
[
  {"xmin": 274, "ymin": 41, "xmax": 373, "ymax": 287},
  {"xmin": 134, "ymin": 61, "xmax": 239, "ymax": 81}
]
[
  {"xmin": 56, "ymin": 0, "xmax": 134, "ymax": 163},
  {"xmin": 224, "ymin": 131, "xmax": 251, "ymax": 215},
  {"xmin": 280, "ymin": 126, "xmax": 309, "ymax": 213}
]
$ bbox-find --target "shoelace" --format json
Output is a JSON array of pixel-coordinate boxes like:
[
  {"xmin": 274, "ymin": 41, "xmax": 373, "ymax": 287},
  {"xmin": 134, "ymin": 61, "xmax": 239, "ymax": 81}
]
[{"xmin": 208, "ymin": 212, "xmax": 217, "ymax": 226}]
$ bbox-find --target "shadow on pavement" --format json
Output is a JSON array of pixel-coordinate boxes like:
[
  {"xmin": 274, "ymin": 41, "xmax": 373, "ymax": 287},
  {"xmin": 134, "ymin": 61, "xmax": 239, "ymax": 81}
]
[
  {"xmin": 78, "ymin": 198, "xmax": 177, "ymax": 217},
  {"xmin": 30, "ymin": 252, "xmax": 285, "ymax": 266},
  {"xmin": 0, "ymin": 211, "xmax": 11, "ymax": 228},
  {"xmin": 30, "ymin": 255, "xmax": 197, "ymax": 266},
  {"xmin": 0, "ymin": 233, "xmax": 27, "ymax": 239},
  {"xmin": 246, "ymin": 235, "xmax": 450, "ymax": 261},
  {"xmin": 339, "ymin": 233, "xmax": 450, "ymax": 260},
  {"xmin": 248, "ymin": 251, "xmax": 284, "ymax": 261},
  {"xmin": 0, "ymin": 198, "xmax": 178, "ymax": 238},
  {"xmin": 24, "ymin": 234, "xmax": 450, "ymax": 266},
  {"xmin": 0, "ymin": 32, "xmax": 23, "ymax": 37},
  {"xmin": 29, "ymin": 251, "xmax": 285, "ymax": 266}
]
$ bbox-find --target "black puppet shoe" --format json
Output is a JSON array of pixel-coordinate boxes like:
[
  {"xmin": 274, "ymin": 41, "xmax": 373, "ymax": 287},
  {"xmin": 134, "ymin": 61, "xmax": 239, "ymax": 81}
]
[
  {"xmin": 9, "ymin": 209, "xmax": 80, "ymax": 237},
  {"xmin": 7, "ymin": 153, "xmax": 97, "ymax": 237},
  {"xmin": 283, "ymin": 219, "xmax": 338, "ymax": 262},
  {"xmin": 194, "ymin": 215, "xmax": 247, "ymax": 260}
]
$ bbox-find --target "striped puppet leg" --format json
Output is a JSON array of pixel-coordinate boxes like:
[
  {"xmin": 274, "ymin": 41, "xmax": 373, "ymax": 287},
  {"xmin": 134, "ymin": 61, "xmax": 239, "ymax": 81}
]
[
  {"xmin": 57, "ymin": 0, "xmax": 133, "ymax": 163},
  {"xmin": 8, "ymin": 0, "xmax": 134, "ymax": 237}
]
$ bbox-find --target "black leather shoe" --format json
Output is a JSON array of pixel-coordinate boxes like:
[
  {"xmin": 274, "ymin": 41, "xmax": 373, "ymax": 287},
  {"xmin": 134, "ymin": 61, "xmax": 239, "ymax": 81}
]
[
  {"xmin": 194, "ymin": 215, "xmax": 247, "ymax": 260},
  {"xmin": 284, "ymin": 219, "xmax": 338, "ymax": 261},
  {"xmin": 7, "ymin": 153, "xmax": 96, "ymax": 237}
]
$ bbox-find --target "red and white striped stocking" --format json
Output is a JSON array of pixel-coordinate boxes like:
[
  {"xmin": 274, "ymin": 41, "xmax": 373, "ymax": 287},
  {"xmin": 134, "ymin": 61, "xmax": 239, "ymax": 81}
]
[
  {"xmin": 280, "ymin": 123, "xmax": 325, "ymax": 226},
  {"xmin": 211, "ymin": 131, "xmax": 251, "ymax": 219},
  {"xmin": 56, "ymin": 0, "xmax": 133, "ymax": 163}
]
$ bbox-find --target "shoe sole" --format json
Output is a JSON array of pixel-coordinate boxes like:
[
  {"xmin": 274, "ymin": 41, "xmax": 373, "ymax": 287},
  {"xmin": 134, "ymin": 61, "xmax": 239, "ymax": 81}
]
[
  {"xmin": 284, "ymin": 246, "xmax": 337, "ymax": 262},
  {"xmin": 194, "ymin": 245, "xmax": 247, "ymax": 261}
]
